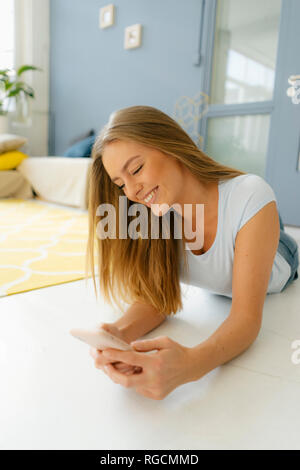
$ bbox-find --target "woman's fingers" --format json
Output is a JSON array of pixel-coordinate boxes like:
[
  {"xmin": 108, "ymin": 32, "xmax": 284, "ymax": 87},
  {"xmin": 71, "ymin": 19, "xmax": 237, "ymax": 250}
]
[
  {"xmin": 113, "ymin": 362, "xmax": 142, "ymax": 373},
  {"xmin": 89, "ymin": 347, "xmax": 99, "ymax": 359},
  {"xmin": 114, "ymin": 362, "xmax": 133, "ymax": 371},
  {"xmin": 89, "ymin": 346, "xmax": 142, "ymax": 376},
  {"xmin": 90, "ymin": 347, "xmax": 138, "ymax": 373}
]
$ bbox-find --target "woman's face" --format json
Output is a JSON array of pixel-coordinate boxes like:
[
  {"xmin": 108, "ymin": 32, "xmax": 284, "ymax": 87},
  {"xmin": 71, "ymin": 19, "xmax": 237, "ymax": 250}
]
[{"xmin": 102, "ymin": 139, "xmax": 187, "ymax": 216}]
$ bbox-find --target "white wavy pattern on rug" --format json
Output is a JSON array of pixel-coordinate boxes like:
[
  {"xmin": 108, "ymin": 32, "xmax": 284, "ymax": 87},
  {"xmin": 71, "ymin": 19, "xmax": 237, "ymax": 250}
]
[{"xmin": 0, "ymin": 199, "xmax": 96, "ymax": 297}]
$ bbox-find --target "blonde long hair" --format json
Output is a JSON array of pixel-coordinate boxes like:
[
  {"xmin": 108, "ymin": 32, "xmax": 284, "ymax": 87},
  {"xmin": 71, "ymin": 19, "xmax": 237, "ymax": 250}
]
[{"xmin": 85, "ymin": 105, "xmax": 246, "ymax": 317}]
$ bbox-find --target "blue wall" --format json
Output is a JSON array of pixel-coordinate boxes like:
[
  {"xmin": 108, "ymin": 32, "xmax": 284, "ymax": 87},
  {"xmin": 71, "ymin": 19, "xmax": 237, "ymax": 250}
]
[{"xmin": 49, "ymin": 0, "xmax": 203, "ymax": 155}]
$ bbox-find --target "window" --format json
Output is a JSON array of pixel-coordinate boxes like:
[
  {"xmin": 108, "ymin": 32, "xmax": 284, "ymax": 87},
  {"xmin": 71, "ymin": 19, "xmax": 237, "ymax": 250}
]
[{"xmin": 0, "ymin": 0, "xmax": 15, "ymax": 70}]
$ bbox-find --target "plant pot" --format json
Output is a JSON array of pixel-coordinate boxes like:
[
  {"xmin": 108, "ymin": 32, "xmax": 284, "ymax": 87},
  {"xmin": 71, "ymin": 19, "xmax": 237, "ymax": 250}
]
[{"xmin": 0, "ymin": 115, "xmax": 9, "ymax": 134}]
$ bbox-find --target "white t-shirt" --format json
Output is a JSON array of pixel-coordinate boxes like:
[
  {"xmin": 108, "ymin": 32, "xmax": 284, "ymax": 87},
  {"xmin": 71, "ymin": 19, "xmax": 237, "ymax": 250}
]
[{"xmin": 179, "ymin": 173, "xmax": 291, "ymax": 297}]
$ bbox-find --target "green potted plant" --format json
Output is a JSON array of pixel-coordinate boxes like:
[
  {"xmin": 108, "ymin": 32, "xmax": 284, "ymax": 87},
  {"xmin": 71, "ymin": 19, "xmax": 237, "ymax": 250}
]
[{"xmin": 0, "ymin": 64, "xmax": 42, "ymax": 132}]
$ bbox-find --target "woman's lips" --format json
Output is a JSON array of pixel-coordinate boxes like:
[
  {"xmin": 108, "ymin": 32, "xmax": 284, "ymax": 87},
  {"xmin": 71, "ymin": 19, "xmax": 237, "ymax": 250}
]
[{"xmin": 145, "ymin": 186, "xmax": 159, "ymax": 206}]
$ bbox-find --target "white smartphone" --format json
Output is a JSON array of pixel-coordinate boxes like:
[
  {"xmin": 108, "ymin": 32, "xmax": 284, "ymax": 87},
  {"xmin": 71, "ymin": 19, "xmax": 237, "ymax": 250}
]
[{"xmin": 70, "ymin": 327, "xmax": 133, "ymax": 351}]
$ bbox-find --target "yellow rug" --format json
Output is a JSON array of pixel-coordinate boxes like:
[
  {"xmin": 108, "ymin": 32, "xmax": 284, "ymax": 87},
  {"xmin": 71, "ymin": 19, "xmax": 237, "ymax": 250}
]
[{"xmin": 0, "ymin": 198, "xmax": 97, "ymax": 297}]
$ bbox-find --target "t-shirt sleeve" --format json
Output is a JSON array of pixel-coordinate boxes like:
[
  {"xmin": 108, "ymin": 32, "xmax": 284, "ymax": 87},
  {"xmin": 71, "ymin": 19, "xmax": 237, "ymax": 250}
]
[{"xmin": 235, "ymin": 174, "xmax": 277, "ymax": 233}]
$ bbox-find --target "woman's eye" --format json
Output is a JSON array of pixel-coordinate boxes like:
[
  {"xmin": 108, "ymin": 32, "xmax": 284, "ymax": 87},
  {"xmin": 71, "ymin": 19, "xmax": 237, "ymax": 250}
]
[
  {"xmin": 132, "ymin": 164, "xmax": 143, "ymax": 175},
  {"xmin": 118, "ymin": 165, "xmax": 143, "ymax": 191}
]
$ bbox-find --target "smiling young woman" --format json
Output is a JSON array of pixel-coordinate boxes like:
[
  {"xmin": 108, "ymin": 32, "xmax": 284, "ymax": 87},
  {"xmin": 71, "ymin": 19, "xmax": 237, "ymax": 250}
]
[
  {"xmin": 85, "ymin": 105, "xmax": 299, "ymax": 399},
  {"xmin": 85, "ymin": 105, "xmax": 246, "ymax": 317}
]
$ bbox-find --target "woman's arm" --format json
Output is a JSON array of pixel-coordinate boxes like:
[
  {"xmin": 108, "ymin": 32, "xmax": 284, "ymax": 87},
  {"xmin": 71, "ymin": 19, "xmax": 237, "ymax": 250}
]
[
  {"xmin": 111, "ymin": 301, "xmax": 167, "ymax": 344},
  {"xmin": 187, "ymin": 311, "xmax": 261, "ymax": 382},
  {"xmin": 188, "ymin": 201, "xmax": 280, "ymax": 382}
]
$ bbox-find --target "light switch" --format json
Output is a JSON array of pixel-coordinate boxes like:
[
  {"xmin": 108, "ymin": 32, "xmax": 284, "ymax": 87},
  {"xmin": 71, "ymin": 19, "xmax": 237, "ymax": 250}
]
[
  {"xmin": 124, "ymin": 24, "xmax": 142, "ymax": 50},
  {"xmin": 99, "ymin": 4, "xmax": 115, "ymax": 29}
]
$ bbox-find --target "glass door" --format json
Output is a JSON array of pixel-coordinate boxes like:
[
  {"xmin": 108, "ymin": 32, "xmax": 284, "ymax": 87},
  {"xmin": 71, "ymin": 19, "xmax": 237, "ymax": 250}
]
[{"xmin": 198, "ymin": 0, "xmax": 300, "ymax": 225}]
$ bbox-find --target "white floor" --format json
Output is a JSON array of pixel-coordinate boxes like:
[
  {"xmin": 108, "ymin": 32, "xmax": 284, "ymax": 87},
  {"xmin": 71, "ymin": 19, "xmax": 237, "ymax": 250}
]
[{"xmin": 0, "ymin": 221, "xmax": 299, "ymax": 450}]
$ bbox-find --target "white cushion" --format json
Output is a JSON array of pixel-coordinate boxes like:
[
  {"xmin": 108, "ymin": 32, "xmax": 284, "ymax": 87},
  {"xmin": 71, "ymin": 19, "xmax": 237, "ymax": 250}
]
[{"xmin": 17, "ymin": 157, "xmax": 92, "ymax": 209}]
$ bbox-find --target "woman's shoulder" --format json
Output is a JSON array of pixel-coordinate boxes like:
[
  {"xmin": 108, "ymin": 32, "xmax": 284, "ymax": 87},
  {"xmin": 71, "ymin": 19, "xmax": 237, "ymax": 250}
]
[
  {"xmin": 224, "ymin": 173, "xmax": 277, "ymax": 234},
  {"xmin": 221, "ymin": 173, "xmax": 275, "ymax": 197}
]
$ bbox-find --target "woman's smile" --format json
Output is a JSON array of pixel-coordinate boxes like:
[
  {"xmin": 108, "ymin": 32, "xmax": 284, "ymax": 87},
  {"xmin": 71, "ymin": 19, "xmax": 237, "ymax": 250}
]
[{"xmin": 144, "ymin": 186, "xmax": 159, "ymax": 206}]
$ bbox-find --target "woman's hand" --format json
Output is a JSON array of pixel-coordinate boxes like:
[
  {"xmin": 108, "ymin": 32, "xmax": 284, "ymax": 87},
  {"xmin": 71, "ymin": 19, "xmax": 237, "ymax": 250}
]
[
  {"xmin": 89, "ymin": 322, "xmax": 142, "ymax": 375},
  {"xmin": 100, "ymin": 336, "xmax": 194, "ymax": 400}
]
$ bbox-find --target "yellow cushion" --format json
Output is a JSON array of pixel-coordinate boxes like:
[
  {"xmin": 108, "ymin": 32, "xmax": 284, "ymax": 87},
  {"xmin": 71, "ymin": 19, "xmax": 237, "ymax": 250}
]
[{"xmin": 0, "ymin": 150, "xmax": 28, "ymax": 170}]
